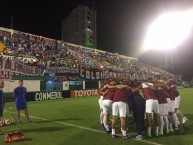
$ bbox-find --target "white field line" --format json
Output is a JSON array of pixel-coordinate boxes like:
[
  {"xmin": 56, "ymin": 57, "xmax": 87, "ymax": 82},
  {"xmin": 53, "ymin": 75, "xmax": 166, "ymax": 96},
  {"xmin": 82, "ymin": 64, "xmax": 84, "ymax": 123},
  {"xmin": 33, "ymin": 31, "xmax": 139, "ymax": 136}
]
[
  {"xmin": 5, "ymin": 110, "xmax": 163, "ymax": 145},
  {"xmin": 26, "ymin": 98, "xmax": 97, "ymax": 107},
  {"xmin": 6, "ymin": 98, "xmax": 96, "ymax": 108}
]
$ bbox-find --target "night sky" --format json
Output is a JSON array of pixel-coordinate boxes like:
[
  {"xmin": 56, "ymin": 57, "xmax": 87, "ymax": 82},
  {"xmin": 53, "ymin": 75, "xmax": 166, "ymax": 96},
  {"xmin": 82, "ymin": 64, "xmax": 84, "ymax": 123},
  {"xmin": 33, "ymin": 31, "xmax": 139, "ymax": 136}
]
[{"xmin": 1, "ymin": 0, "xmax": 193, "ymax": 81}]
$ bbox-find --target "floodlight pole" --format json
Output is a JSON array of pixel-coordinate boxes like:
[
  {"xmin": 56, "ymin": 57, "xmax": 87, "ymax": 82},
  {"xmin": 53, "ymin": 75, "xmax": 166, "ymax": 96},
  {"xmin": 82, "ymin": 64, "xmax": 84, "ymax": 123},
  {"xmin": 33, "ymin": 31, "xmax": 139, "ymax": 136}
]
[
  {"xmin": 164, "ymin": 51, "xmax": 166, "ymax": 69},
  {"xmin": 10, "ymin": 14, "xmax": 14, "ymax": 39}
]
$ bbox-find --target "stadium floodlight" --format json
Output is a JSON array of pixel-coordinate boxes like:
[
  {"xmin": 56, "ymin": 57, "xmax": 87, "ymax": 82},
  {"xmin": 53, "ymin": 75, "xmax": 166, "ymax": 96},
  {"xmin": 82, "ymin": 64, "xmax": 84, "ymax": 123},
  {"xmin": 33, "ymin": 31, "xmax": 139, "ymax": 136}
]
[{"xmin": 143, "ymin": 9, "xmax": 193, "ymax": 51}]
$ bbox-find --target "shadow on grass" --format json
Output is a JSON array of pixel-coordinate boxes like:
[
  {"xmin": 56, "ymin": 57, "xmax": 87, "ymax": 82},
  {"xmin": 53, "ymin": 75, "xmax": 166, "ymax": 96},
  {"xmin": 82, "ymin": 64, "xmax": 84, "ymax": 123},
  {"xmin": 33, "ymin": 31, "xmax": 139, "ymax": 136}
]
[
  {"xmin": 145, "ymin": 113, "xmax": 193, "ymax": 138},
  {"xmin": 21, "ymin": 126, "xmax": 72, "ymax": 133},
  {"xmin": 95, "ymin": 113, "xmax": 192, "ymax": 137},
  {"xmin": 94, "ymin": 115, "xmax": 138, "ymax": 135},
  {"xmin": 23, "ymin": 138, "xmax": 33, "ymax": 142},
  {"xmin": 176, "ymin": 114, "xmax": 193, "ymax": 136}
]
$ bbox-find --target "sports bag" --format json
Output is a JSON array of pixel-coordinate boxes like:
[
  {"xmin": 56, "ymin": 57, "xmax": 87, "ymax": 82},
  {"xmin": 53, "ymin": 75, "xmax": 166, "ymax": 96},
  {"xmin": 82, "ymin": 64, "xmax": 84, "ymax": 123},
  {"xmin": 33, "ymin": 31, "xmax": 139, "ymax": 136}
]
[{"xmin": 4, "ymin": 131, "xmax": 24, "ymax": 143}]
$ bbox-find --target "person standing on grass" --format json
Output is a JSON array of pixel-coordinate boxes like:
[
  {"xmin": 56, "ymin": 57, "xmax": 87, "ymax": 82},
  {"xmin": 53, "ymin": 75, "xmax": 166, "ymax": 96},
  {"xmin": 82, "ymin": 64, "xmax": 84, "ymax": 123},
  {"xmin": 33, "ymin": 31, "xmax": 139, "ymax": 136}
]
[
  {"xmin": 102, "ymin": 79, "xmax": 117, "ymax": 133},
  {"xmin": 137, "ymin": 78, "xmax": 160, "ymax": 138},
  {"xmin": 171, "ymin": 80, "xmax": 188, "ymax": 124},
  {"xmin": 167, "ymin": 79, "xmax": 180, "ymax": 131},
  {"xmin": 13, "ymin": 80, "xmax": 32, "ymax": 124},
  {"xmin": 0, "ymin": 80, "xmax": 5, "ymax": 135},
  {"xmin": 127, "ymin": 79, "xmax": 145, "ymax": 140},
  {"xmin": 98, "ymin": 79, "xmax": 111, "ymax": 130},
  {"xmin": 111, "ymin": 80, "xmax": 133, "ymax": 139},
  {"xmin": 154, "ymin": 76, "xmax": 170, "ymax": 135}
]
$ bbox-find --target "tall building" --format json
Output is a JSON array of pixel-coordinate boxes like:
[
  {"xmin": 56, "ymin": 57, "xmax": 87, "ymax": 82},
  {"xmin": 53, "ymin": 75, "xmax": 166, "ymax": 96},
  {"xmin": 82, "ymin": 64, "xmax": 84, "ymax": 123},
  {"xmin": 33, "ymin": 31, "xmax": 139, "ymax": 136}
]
[{"xmin": 61, "ymin": 5, "xmax": 96, "ymax": 48}]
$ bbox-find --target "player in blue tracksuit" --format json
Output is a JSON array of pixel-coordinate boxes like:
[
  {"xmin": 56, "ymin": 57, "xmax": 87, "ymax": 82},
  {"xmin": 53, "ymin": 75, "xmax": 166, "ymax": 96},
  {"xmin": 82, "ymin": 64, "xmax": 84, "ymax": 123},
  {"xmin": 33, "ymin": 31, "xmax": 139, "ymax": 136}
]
[
  {"xmin": 128, "ymin": 80, "xmax": 145, "ymax": 140},
  {"xmin": 0, "ymin": 80, "xmax": 5, "ymax": 135},
  {"xmin": 13, "ymin": 80, "xmax": 32, "ymax": 124}
]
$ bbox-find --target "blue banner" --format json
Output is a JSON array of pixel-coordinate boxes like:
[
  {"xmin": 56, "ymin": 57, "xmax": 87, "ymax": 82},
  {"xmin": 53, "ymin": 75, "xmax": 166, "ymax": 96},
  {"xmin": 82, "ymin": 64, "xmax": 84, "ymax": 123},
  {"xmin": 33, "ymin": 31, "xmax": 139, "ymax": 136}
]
[{"xmin": 44, "ymin": 73, "xmax": 79, "ymax": 81}]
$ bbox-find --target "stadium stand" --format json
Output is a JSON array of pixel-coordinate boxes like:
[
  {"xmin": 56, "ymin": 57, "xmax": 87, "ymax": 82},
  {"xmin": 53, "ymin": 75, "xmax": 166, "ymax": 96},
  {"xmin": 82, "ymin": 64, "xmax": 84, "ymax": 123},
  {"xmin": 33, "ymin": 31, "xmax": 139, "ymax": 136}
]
[{"xmin": 0, "ymin": 27, "xmax": 179, "ymax": 82}]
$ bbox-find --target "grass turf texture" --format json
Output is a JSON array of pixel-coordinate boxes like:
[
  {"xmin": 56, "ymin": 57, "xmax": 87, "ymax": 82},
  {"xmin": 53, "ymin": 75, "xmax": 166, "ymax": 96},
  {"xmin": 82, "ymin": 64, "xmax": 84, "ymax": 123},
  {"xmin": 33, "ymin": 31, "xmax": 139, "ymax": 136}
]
[{"xmin": 0, "ymin": 88, "xmax": 192, "ymax": 145}]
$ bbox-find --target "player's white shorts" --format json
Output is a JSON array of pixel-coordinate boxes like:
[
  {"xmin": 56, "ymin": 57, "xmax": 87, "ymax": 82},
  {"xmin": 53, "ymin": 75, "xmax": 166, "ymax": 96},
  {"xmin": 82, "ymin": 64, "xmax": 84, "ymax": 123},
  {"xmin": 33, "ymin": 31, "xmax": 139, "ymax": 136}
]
[
  {"xmin": 98, "ymin": 96, "xmax": 104, "ymax": 110},
  {"xmin": 146, "ymin": 99, "xmax": 160, "ymax": 114},
  {"xmin": 175, "ymin": 96, "xmax": 181, "ymax": 109},
  {"xmin": 166, "ymin": 98, "xmax": 170, "ymax": 111},
  {"xmin": 166, "ymin": 98, "xmax": 170, "ymax": 103},
  {"xmin": 112, "ymin": 102, "xmax": 127, "ymax": 117},
  {"xmin": 159, "ymin": 103, "xmax": 168, "ymax": 116},
  {"xmin": 102, "ymin": 100, "xmax": 113, "ymax": 114},
  {"xmin": 168, "ymin": 100, "xmax": 175, "ymax": 112}
]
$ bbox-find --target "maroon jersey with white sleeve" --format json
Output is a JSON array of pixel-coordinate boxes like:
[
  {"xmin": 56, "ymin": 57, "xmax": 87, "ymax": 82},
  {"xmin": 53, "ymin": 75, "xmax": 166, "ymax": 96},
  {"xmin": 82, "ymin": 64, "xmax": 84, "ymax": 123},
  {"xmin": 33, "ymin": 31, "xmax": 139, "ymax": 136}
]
[
  {"xmin": 113, "ymin": 87, "xmax": 132, "ymax": 103},
  {"xmin": 156, "ymin": 87, "xmax": 168, "ymax": 104},
  {"xmin": 169, "ymin": 85, "xmax": 179, "ymax": 100},
  {"xmin": 99, "ymin": 81, "xmax": 109, "ymax": 96},
  {"xmin": 103, "ymin": 88, "xmax": 117, "ymax": 101},
  {"xmin": 141, "ymin": 83, "xmax": 157, "ymax": 100}
]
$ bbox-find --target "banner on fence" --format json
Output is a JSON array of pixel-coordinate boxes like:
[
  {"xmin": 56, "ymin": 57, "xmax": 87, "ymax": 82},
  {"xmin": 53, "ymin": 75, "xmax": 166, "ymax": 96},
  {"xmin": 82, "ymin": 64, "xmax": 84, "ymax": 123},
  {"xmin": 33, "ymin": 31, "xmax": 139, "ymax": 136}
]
[
  {"xmin": 25, "ymin": 91, "xmax": 65, "ymax": 101},
  {"xmin": 79, "ymin": 68, "xmax": 104, "ymax": 80},
  {"xmin": 71, "ymin": 89, "xmax": 99, "ymax": 97},
  {"xmin": 0, "ymin": 59, "xmax": 44, "ymax": 80},
  {"xmin": 44, "ymin": 73, "xmax": 79, "ymax": 81}
]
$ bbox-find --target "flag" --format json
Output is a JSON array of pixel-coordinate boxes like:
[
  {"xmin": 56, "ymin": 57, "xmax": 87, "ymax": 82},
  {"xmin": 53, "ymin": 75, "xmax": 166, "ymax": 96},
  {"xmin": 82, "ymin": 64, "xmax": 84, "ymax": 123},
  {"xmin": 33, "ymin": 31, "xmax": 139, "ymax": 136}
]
[{"xmin": 0, "ymin": 42, "xmax": 10, "ymax": 52}]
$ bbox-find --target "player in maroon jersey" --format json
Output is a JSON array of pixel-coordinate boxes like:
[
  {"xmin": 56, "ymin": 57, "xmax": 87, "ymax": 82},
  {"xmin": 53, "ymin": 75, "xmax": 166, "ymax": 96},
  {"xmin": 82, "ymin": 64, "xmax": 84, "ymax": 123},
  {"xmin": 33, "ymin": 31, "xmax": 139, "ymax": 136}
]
[
  {"xmin": 137, "ymin": 78, "xmax": 160, "ymax": 137},
  {"xmin": 111, "ymin": 80, "xmax": 132, "ymax": 139},
  {"xmin": 167, "ymin": 79, "xmax": 188, "ymax": 126},
  {"xmin": 98, "ymin": 79, "xmax": 110, "ymax": 130},
  {"xmin": 167, "ymin": 79, "xmax": 180, "ymax": 131},
  {"xmin": 154, "ymin": 75, "xmax": 170, "ymax": 135},
  {"xmin": 111, "ymin": 80, "xmax": 139, "ymax": 139},
  {"xmin": 102, "ymin": 79, "xmax": 117, "ymax": 133}
]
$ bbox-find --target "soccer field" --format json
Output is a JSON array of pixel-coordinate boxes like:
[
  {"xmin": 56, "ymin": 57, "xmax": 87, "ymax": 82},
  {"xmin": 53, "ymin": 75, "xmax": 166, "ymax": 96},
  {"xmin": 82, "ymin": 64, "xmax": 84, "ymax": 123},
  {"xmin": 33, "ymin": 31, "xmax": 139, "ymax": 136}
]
[{"xmin": 0, "ymin": 88, "xmax": 193, "ymax": 145}]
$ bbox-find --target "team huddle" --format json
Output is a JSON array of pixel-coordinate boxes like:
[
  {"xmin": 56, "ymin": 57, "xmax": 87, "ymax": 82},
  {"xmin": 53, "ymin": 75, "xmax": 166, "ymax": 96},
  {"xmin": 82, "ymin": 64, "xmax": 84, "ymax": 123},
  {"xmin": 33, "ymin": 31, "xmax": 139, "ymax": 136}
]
[{"xmin": 98, "ymin": 75, "xmax": 188, "ymax": 140}]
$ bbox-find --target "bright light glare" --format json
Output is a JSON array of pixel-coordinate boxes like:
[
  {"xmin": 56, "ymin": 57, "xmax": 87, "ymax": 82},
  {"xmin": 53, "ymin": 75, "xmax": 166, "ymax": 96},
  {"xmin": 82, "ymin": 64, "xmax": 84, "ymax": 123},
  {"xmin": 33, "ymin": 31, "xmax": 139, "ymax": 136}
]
[{"xmin": 143, "ymin": 10, "xmax": 193, "ymax": 51}]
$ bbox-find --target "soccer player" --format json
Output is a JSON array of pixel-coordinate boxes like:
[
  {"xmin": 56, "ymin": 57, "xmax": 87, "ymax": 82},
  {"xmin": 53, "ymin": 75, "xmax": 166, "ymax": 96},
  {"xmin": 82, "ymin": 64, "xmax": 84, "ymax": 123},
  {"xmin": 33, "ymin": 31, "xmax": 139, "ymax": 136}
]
[
  {"xmin": 168, "ymin": 79, "xmax": 188, "ymax": 125},
  {"xmin": 102, "ymin": 80, "xmax": 116, "ymax": 133},
  {"xmin": 0, "ymin": 80, "xmax": 5, "ymax": 135},
  {"xmin": 139, "ymin": 78, "xmax": 160, "ymax": 137},
  {"xmin": 13, "ymin": 80, "xmax": 32, "ymax": 124},
  {"xmin": 154, "ymin": 76, "xmax": 169, "ymax": 135},
  {"xmin": 98, "ymin": 79, "xmax": 109, "ymax": 130},
  {"xmin": 128, "ymin": 79, "xmax": 145, "ymax": 140},
  {"xmin": 173, "ymin": 81, "xmax": 188, "ymax": 124},
  {"xmin": 111, "ymin": 80, "xmax": 133, "ymax": 139},
  {"xmin": 167, "ymin": 79, "xmax": 179, "ymax": 131}
]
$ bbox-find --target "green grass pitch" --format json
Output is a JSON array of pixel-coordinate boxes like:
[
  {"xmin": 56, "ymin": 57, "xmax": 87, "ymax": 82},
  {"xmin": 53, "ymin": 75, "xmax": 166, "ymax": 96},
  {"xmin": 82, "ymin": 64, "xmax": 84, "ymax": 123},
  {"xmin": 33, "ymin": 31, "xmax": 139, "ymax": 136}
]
[{"xmin": 0, "ymin": 88, "xmax": 193, "ymax": 145}]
